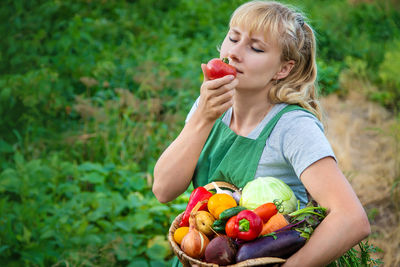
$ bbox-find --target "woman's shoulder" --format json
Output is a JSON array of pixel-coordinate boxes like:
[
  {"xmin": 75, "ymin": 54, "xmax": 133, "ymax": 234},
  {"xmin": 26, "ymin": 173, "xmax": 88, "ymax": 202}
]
[
  {"xmin": 268, "ymin": 104, "xmax": 328, "ymax": 149},
  {"xmin": 278, "ymin": 105, "xmax": 324, "ymax": 133}
]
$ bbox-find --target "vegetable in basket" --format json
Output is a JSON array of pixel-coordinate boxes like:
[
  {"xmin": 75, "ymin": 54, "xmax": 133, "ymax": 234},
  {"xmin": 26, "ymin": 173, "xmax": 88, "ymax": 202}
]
[
  {"xmin": 195, "ymin": 211, "xmax": 215, "ymax": 236},
  {"xmin": 173, "ymin": 226, "xmax": 189, "ymax": 245},
  {"xmin": 236, "ymin": 230, "xmax": 306, "ymax": 261},
  {"xmin": 211, "ymin": 181, "xmax": 234, "ymax": 198},
  {"xmin": 179, "ymin": 186, "xmax": 213, "ymax": 227},
  {"xmin": 205, "ymin": 235, "xmax": 237, "ymax": 265},
  {"xmin": 212, "ymin": 218, "xmax": 226, "ymax": 233},
  {"xmin": 225, "ymin": 215, "xmax": 238, "ymax": 238},
  {"xmin": 236, "ymin": 204, "xmax": 327, "ymax": 262},
  {"xmin": 219, "ymin": 206, "xmax": 247, "ymax": 221},
  {"xmin": 211, "ymin": 206, "xmax": 247, "ymax": 234},
  {"xmin": 240, "ymin": 177, "xmax": 297, "ymax": 213},
  {"xmin": 253, "ymin": 200, "xmax": 282, "ymax": 223},
  {"xmin": 207, "ymin": 193, "xmax": 237, "ymax": 219},
  {"xmin": 260, "ymin": 212, "xmax": 289, "ymax": 235},
  {"xmin": 233, "ymin": 210, "xmax": 263, "ymax": 241},
  {"xmin": 180, "ymin": 200, "xmax": 210, "ymax": 259}
]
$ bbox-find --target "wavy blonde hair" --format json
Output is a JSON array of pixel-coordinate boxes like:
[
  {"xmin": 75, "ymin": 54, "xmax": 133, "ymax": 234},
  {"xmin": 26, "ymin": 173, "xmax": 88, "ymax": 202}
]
[{"xmin": 230, "ymin": 1, "xmax": 323, "ymax": 121}]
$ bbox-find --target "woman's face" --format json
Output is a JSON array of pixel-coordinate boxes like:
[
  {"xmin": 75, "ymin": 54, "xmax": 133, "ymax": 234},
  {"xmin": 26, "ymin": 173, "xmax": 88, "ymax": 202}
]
[{"xmin": 220, "ymin": 26, "xmax": 288, "ymax": 92}]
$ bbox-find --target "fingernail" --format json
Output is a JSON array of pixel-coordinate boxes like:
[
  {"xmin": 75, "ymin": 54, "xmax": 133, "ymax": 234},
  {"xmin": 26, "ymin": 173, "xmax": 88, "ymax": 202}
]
[{"xmin": 227, "ymin": 75, "xmax": 234, "ymax": 80}]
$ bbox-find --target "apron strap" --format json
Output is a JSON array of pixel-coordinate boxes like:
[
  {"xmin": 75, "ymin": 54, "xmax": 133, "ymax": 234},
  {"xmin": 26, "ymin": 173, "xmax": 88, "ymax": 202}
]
[{"xmin": 258, "ymin": 104, "xmax": 313, "ymax": 139}]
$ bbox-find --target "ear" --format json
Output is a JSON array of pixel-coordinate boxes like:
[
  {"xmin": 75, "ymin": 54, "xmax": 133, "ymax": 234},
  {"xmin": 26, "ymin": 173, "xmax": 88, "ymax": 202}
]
[{"xmin": 273, "ymin": 60, "xmax": 295, "ymax": 80}]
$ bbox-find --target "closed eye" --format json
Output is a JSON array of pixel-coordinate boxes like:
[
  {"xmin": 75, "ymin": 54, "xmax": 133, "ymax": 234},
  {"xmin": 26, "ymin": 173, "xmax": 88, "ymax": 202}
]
[
  {"xmin": 229, "ymin": 37, "xmax": 238, "ymax": 43},
  {"xmin": 252, "ymin": 47, "xmax": 264, "ymax": 53},
  {"xmin": 229, "ymin": 36, "xmax": 264, "ymax": 53}
]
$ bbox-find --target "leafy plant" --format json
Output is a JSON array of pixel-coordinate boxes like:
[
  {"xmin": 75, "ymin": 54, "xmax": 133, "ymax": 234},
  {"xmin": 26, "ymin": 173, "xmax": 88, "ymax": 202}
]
[
  {"xmin": 327, "ymin": 241, "xmax": 383, "ymax": 267},
  {"xmin": 375, "ymin": 40, "xmax": 400, "ymax": 110},
  {"xmin": 0, "ymin": 153, "xmax": 189, "ymax": 266}
]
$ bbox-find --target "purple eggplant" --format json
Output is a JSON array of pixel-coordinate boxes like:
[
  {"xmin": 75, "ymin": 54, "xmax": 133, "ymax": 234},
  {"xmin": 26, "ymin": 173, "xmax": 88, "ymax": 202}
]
[{"xmin": 236, "ymin": 230, "xmax": 306, "ymax": 262}]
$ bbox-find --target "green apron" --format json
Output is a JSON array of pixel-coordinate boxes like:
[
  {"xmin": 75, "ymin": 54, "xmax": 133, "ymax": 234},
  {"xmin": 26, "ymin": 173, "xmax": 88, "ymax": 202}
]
[{"xmin": 172, "ymin": 104, "xmax": 307, "ymax": 267}]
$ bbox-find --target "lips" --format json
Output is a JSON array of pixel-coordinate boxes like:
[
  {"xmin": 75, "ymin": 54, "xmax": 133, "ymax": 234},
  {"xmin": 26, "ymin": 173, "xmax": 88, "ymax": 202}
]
[{"xmin": 232, "ymin": 66, "xmax": 243, "ymax": 74}]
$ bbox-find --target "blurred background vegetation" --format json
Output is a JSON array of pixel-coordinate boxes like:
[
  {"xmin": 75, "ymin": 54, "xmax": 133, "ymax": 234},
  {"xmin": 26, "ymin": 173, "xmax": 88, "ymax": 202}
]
[{"xmin": 0, "ymin": 0, "xmax": 399, "ymax": 266}]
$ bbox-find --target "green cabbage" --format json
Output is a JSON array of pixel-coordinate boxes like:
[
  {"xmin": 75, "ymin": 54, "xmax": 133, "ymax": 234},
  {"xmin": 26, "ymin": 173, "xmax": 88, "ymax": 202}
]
[{"xmin": 239, "ymin": 177, "xmax": 298, "ymax": 213}]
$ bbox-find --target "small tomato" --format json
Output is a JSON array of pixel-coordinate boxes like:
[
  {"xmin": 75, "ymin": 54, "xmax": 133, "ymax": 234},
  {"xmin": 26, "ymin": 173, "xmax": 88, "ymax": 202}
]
[
  {"xmin": 173, "ymin": 227, "xmax": 189, "ymax": 245},
  {"xmin": 225, "ymin": 215, "xmax": 238, "ymax": 239}
]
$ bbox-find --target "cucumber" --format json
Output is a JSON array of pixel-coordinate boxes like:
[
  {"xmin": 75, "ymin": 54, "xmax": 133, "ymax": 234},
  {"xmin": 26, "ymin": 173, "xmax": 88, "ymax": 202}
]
[
  {"xmin": 212, "ymin": 219, "xmax": 226, "ymax": 233},
  {"xmin": 212, "ymin": 225, "xmax": 225, "ymax": 233},
  {"xmin": 219, "ymin": 206, "xmax": 247, "ymax": 221}
]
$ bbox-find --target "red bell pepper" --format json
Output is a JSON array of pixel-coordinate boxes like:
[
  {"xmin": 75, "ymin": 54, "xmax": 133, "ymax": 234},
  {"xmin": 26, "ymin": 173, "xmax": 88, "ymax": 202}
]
[
  {"xmin": 179, "ymin": 186, "xmax": 213, "ymax": 227},
  {"xmin": 235, "ymin": 210, "xmax": 263, "ymax": 241}
]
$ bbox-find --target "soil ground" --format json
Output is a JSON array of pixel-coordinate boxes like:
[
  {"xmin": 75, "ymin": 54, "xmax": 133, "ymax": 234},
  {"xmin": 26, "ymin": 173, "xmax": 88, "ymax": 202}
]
[{"xmin": 321, "ymin": 91, "xmax": 400, "ymax": 266}]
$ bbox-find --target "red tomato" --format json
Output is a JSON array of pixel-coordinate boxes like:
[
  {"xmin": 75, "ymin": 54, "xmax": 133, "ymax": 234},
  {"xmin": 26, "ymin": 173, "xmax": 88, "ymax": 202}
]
[
  {"xmin": 253, "ymin": 202, "xmax": 278, "ymax": 223},
  {"xmin": 225, "ymin": 215, "xmax": 238, "ymax": 239},
  {"xmin": 205, "ymin": 58, "xmax": 237, "ymax": 80}
]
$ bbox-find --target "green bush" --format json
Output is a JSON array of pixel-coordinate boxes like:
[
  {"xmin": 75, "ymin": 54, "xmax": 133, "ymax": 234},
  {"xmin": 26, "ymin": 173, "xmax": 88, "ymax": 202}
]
[
  {"xmin": 375, "ymin": 40, "xmax": 400, "ymax": 110},
  {"xmin": 0, "ymin": 153, "xmax": 188, "ymax": 266}
]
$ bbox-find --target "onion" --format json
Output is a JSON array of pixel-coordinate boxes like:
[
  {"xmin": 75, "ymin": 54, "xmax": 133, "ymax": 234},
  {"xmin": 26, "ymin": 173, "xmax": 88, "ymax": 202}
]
[{"xmin": 180, "ymin": 200, "xmax": 210, "ymax": 259}]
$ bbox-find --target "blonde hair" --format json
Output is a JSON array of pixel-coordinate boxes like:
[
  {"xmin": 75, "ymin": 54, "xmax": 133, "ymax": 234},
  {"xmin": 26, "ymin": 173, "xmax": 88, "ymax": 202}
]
[{"xmin": 230, "ymin": 1, "xmax": 323, "ymax": 121}]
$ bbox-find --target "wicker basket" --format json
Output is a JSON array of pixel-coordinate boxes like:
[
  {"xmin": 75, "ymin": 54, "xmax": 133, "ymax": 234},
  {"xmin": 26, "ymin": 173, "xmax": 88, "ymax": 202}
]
[{"xmin": 167, "ymin": 181, "xmax": 286, "ymax": 266}]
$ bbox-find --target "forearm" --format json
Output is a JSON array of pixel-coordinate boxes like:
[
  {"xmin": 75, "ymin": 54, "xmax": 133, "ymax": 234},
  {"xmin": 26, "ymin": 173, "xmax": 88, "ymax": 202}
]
[
  {"xmin": 283, "ymin": 209, "xmax": 370, "ymax": 267},
  {"xmin": 153, "ymin": 112, "xmax": 214, "ymax": 203},
  {"xmin": 153, "ymin": 73, "xmax": 237, "ymax": 203}
]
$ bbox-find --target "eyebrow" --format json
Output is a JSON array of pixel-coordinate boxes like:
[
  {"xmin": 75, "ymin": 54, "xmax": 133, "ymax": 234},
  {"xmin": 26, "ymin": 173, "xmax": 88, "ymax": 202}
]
[{"xmin": 230, "ymin": 28, "xmax": 270, "ymax": 47}]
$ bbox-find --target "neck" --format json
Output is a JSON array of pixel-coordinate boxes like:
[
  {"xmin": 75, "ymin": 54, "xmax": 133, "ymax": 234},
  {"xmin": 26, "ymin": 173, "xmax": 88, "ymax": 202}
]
[{"xmin": 230, "ymin": 89, "xmax": 274, "ymax": 136}]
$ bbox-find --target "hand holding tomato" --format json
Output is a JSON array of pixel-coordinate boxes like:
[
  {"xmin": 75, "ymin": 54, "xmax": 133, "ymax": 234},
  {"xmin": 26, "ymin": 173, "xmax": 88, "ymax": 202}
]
[{"xmin": 196, "ymin": 58, "xmax": 238, "ymax": 122}]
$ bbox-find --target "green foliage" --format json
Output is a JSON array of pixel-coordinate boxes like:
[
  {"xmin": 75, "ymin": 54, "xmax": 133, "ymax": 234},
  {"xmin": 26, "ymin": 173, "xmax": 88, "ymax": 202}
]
[
  {"xmin": 0, "ymin": 0, "xmax": 397, "ymax": 265},
  {"xmin": 374, "ymin": 40, "xmax": 400, "ymax": 110},
  {"xmin": 327, "ymin": 241, "xmax": 383, "ymax": 267},
  {"xmin": 317, "ymin": 59, "xmax": 344, "ymax": 95},
  {"xmin": 294, "ymin": 0, "xmax": 400, "ymax": 99},
  {"xmin": 0, "ymin": 153, "xmax": 188, "ymax": 266}
]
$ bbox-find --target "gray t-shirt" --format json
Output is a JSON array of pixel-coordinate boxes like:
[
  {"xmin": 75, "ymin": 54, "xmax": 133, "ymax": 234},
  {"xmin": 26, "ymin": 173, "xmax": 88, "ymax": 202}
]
[{"xmin": 186, "ymin": 98, "xmax": 336, "ymax": 206}]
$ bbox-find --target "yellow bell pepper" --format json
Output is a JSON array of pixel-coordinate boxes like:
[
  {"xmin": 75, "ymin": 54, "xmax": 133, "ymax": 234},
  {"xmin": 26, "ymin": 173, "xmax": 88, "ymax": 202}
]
[{"xmin": 207, "ymin": 193, "xmax": 237, "ymax": 219}]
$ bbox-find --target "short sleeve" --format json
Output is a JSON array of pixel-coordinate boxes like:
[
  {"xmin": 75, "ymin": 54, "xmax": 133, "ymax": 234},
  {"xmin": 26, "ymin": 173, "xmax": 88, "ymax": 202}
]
[
  {"xmin": 185, "ymin": 97, "xmax": 200, "ymax": 123},
  {"xmin": 279, "ymin": 111, "xmax": 336, "ymax": 177}
]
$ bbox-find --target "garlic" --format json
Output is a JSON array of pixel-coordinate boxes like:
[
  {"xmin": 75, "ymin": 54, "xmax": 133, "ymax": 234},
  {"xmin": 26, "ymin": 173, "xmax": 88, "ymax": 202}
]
[
  {"xmin": 212, "ymin": 182, "xmax": 234, "ymax": 197},
  {"xmin": 232, "ymin": 189, "xmax": 242, "ymax": 205}
]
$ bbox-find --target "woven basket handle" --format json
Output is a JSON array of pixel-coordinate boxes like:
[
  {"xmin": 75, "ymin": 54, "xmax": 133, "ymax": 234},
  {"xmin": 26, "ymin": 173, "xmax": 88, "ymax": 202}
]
[{"xmin": 204, "ymin": 181, "xmax": 239, "ymax": 193}]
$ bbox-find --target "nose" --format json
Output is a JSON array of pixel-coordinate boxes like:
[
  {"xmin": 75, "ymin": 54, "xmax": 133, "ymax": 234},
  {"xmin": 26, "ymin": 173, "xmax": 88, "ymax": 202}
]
[{"xmin": 227, "ymin": 42, "xmax": 243, "ymax": 63}]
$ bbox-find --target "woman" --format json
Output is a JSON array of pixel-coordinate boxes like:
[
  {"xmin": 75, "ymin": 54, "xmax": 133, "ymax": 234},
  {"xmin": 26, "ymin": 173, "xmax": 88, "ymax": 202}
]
[{"xmin": 153, "ymin": 1, "xmax": 370, "ymax": 266}]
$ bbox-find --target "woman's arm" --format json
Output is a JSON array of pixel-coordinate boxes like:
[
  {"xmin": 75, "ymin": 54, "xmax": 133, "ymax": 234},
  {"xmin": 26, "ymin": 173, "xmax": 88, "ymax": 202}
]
[
  {"xmin": 283, "ymin": 157, "xmax": 371, "ymax": 267},
  {"xmin": 152, "ymin": 66, "xmax": 238, "ymax": 203}
]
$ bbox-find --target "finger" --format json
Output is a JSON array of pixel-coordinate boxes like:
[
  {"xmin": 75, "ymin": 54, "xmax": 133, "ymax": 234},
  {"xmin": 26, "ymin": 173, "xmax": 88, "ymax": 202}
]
[
  {"xmin": 206, "ymin": 74, "xmax": 236, "ymax": 89},
  {"xmin": 208, "ymin": 78, "xmax": 238, "ymax": 98},
  {"xmin": 201, "ymin": 64, "xmax": 209, "ymax": 82},
  {"xmin": 215, "ymin": 95, "xmax": 234, "ymax": 114},
  {"xmin": 211, "ymin": 87, "xmax": 235, "ymax": 106},
  {"xmin": 224, "ymin": 78, "xmax": 239, "ymax": 91}
]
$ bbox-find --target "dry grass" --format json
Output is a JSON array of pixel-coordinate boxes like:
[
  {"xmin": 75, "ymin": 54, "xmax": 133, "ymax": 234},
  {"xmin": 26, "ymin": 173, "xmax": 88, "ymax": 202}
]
[{"xmin": 321, "ymin": 89, "xmax": 400, "ymax": 266}]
